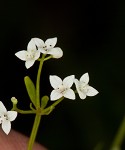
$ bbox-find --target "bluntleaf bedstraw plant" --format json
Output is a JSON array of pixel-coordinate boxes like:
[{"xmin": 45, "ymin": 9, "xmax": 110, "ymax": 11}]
[{"xmin": 0, "ymin": 37, "xmax": 98, "ymax": 150}]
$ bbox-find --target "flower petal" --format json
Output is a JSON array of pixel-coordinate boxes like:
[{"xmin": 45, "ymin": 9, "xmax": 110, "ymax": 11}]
[
  {"xmin": 50, "ymin": 90, "xmax": 62, "ymax": 100},
  {"xmin": 7, "ymin": 111, "xmax": 17, "ymax": 121},
  {"xmin": 63, "ymin": 75, "xmax": 75, "ymax": 88},
  {"xmin": 25, "ymin": 60, "xmax": 35, "ymax": 69},
  {"xmin": 45, "ymin": 37, "xmax": 57, "ymax": 49},
  {"xmin": 0, "ymin": 101, "xmax": 7, "ymax": 114},
  {"xmin": 38, "ymin": 48, "xmax": 47, "ymax": 54},
  {"xmin": 48, "ymin": 47, "xmax": 63, "ymax": 58},
  {"xmin": 74, "ymin": 79, "xmax": 87, "ymax": 99},
  {"xmin": 49, "ymin": 75, "xmax": 62, "ymax": 89},
  {"xmin": 87, "ymin": 86, "xmax": 99, "ymax": 96},
  {"xmin": 32, "ymin": 38, "xmax": 44, "ymax": 48},
  {"xmin": 74, "ymin": 79, "xmax": 79, "ymax": 90},
  {"xmin": 64, "ymin": 89, "xmax": 75, "ymax": 100},
  {"xmin": 27, "ymin": 39, "xmax": 36, "ymax": 51},
  {"xmin": 0, "ymin": 118, "xmax": 2, "ymax": 124},
  {"xmin": 2, "ymin": 120, "xmax": 11, "ymax": 135},
  {"xmin": 34, "ymin": 51, "xmax": 40, "ymax": 60},
  {"xmin": 15, "ymin": 51, "xmax": 28, "ymax": 61},
  {"xmin": 78, "ymin": 90, "xmax": 87, "ymax": 99},
  {"xmin": 80, "ymin": 73, "xmax": 89, "ymax": 85}
]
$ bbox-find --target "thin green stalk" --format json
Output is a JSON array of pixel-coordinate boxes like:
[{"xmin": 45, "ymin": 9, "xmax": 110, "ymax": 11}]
[
  {"xmin": 44, "ymin": 55, "xmax": 52, "ymax": 61},
  {"xmin": 13, "ymin": 108, "xmax": 35, "ymax": 114},
  {"xmin": 36, "ymin": 54, "xmax": 46, "ymax": 107},
  {"xmin": 11, "ymin": 103, "xmax": 36, "ymax": 114},
  {"xmin": 110, "ymin": 116, "xmax": 125, "ymax": 150},
  {"xmin": 43, "ymin": 97, "xmax": 64, "ymax": 114},
  {"xmin": 28, "ymin": 114, "xmax": 41, "ymax": 150},
  {"xmin": 51, "ymin": 97, "xmax": 64, "ymax": 107},
  {"xmin": 27, "ymin": 54, "xmax": 46, "ymax": 150}
]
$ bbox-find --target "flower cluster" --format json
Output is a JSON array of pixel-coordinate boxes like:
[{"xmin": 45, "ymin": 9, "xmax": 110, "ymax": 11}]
[
  {"xmin": 15, "ymin": 37, "xmax": 98, "ymax": 100},
  {"xmin": 49, "ymin": 73, "xmax": 99, "ymax": 100},
  {"xmin": 0, "ymin": 37, "xmax": 99, "ymax": 140},
  {"xmin": 15, "ymin": 37, "xmax": 63, "ymax": 69}
]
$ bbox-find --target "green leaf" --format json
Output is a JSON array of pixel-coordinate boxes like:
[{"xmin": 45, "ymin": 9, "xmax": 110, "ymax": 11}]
[
  {"xmin": 41, "ymin": 96, "xmax": 49, "ymax": 109},
  {"xmin": 24, "ymin": 76, "xmax": 36, "ymax": 107}
]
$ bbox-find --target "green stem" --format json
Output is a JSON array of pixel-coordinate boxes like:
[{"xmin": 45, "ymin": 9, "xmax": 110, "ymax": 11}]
[
  {"xmin": 36, "ymin": 54, "xmax": 46, "ymax": 107},
  {"xmin": 44, "ymin": 55, "xmax": 52, "ymax": 61},
  {"xmin": 11, "ymin": 104, "xmax": 36, "ymax": 114},
  {"xmin": 110, "ymin": 116, "xmax": 125, "ymax": 150},
  {"xmin": 28, "ymin": 114, "xmax": 42, "ymax": 150},
  {"xmin": 51, "ymin": 97, "xmax": 64, "ymax": 107},
  {"xmin": 14, "ymin": 108, "xmax": 35, "ymax": 114},
  {"xmin": 43, "ymin": 97, "xmax": 64, "ymax": 114},
  {"xmin": 27, "ymin": 54, "xmax": 45, "ymax": 149}
]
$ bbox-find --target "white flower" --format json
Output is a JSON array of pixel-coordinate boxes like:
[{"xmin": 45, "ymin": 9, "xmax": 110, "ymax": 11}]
[
  {"xmin": 15, "ymin": 39, "xmax": 40, "ymax": 69},
  {"xmin": 74, "ymin": 73, "xmax": 99, "ymax": 99},
  {"xmin": 32, "ymin": 37, "xmax": 63, "ymax": 58},
  {"xmin": 49, "ymin": 75, "xmax": 75, "ymax": 100},
  {"xmin": 0, "ymin": 101, "xmax": 17, "ymax": 135}
]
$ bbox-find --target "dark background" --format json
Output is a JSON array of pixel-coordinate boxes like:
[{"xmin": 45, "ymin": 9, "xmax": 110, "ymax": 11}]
[{"xmin": 0, "ymin": 0, "xmax": 125, "ymax": 150}]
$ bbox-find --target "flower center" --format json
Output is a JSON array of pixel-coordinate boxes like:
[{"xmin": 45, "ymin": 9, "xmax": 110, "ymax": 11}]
[
  {"xmin": 42, "ymin": 45, "xmax": 47, "ymax": 51},
  {"xmin": 58, "ymin": 85, "xmax": 67, "ymax": 94},
  {"xmin": 3, "ymin": 113, "xmax": 9, "ymax": 121},
  {"xmin": 42, "ymin": 44, "xmax": 53, "ymax": 53},
  {"xmin": 0, "ymin": 113, "xmax": 9, "ymax": 123},
  {"xmin": 79, "ymin": 82, "xmax": 88, "ymax": 93},
  {"xmin": 26, "ymin": 50, "xmax": 36, "ymax": 60}
]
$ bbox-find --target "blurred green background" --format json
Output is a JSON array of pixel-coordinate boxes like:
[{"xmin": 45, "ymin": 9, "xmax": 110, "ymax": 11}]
[{"xmin": 0, "ymin": 0, "xmax": 125, "ymax": 150}]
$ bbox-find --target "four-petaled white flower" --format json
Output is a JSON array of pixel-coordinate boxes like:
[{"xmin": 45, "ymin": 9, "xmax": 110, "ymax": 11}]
[
  {"xmin": 15, "ymin": 38, "xmax": 40, "ymax": 69},
  {"xmin": 49, "ymin": 75, "xmax": 75, "ymax": 100},
  {"xmin": 0, "ymin": 101, "xmax": 17, "ymax": 135},
  {"xmin": 74, "ymin": 73, "xmax": 99, "ymax": 99},
  {"xmin": 32, "ymin": 37, "xmax": 63, "ymax": 58}
]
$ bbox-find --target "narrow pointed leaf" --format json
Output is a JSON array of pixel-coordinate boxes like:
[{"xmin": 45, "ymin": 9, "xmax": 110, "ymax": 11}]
[{"xmin": 24, "ymin": 76, "xmax": 36, "ymax": 106}]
